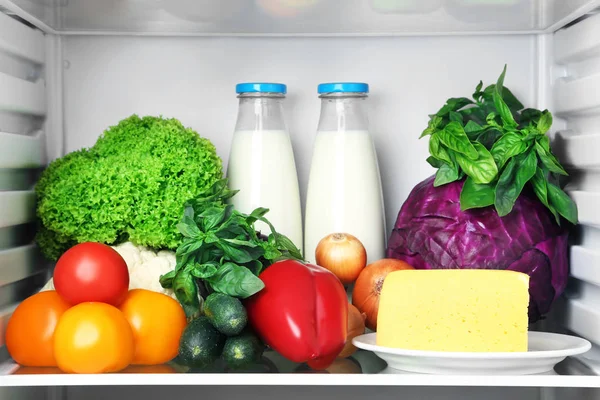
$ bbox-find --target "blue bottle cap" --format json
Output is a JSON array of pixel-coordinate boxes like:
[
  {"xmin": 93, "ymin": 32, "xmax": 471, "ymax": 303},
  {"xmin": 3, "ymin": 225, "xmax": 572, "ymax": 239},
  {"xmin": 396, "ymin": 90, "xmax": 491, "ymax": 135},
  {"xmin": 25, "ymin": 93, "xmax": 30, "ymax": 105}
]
[
  {"xmin": 236, "ymin": 82, "xmax": 287, "ymax": 94},
  {"xmin": 317, "ymin": 82, "xmax": 369, "ymax": 94}
]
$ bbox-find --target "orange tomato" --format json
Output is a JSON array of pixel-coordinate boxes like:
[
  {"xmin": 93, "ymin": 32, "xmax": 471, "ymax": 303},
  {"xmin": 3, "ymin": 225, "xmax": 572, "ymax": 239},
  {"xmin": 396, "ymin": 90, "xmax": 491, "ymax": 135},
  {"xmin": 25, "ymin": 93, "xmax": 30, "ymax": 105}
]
[
  {"xmin": 5, "ymin": 291, "xmax": 70, "ymax": 367},
  {"xmin": 119, "ymin": 289, "xmax": 187, "ymax": 365},
  {"xmin": 53, "ymin": 302, "xmax": 134, "ymax": 374}
]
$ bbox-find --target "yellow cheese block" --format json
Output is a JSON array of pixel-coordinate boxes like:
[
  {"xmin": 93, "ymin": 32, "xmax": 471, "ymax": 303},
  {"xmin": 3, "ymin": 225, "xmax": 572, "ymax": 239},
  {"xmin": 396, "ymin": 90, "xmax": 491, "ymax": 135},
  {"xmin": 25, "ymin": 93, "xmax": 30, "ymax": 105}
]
[{"xmin": 376, "ymin": 269, "xmax": 529, "ymax": 352}]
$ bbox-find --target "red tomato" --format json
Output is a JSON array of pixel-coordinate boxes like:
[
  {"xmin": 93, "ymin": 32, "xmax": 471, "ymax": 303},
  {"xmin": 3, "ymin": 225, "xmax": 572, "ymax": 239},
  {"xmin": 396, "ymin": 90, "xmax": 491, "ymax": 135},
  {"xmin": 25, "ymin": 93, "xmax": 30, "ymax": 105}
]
[{"xmin": 54, "ymin": 242, "xmax": 129, "ymax": 306}]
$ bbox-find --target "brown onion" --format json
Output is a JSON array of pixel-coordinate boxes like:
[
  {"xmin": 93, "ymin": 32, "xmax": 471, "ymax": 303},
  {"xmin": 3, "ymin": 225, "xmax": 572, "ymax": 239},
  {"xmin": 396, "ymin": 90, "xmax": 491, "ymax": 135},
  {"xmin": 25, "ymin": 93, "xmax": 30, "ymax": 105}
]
[
  {"xmin": 337, "ymin": 303, "xmax": 366, "ymax": 359},
  {"xmin": 352, "ymin": 259, "xmax": 414, "ymax": 331},
  {"xmin": 326, "ymin": 357, "xmax": 362, "ymax": 374},
  {"xmin": 315, "ymin": 233, "xmax": 367, "ymax": 285}
]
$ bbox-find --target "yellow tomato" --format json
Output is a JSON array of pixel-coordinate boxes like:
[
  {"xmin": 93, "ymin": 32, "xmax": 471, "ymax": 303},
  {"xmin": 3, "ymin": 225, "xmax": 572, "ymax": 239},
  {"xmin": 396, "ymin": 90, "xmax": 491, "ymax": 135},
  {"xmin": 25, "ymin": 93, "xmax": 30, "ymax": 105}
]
[
  {"xmin": 5, "ymin": 291, "xmax": 70, "ymax": 367},
  {"xmin": 53, "ymin": 302, "xmax": 134, "ymax": 374},
  {"xmin": 119, "ymin": 289, "xmax": 187, "ymax": 365}
]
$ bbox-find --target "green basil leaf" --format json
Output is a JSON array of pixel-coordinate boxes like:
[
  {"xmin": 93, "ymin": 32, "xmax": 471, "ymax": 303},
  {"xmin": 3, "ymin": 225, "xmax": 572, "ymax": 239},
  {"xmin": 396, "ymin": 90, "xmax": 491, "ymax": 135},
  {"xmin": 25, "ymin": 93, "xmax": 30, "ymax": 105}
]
[
  {"xmin": 220, "ymin": 204, "xmax": 236, "ymax": 224},
  {"xmin": 460, "ymin": 177, "xmax": 495, "ymax": 211},
  {"xmin": 271, "ymin": 232, "xmax": 303, "ymax": 261},
  {"xmin": 207, "ymin": 178, "xmax": 229, "ymax": 197},
  {"xmin": 537, "ymin": 111, "xmax": 553, "ymax": 134},
  {"xmin": 199, "ymin": 205, "xmax": 232, "ymax": 232},
  {"xmin": 219, "ymin": 243, "xmax": 254, "ymax": 263},
  {"xmin": 189, "ymin": 261, "xmax": 219, "ymax": 279},
  {"xmin": 449, "ymin": 111, "xmax": 464, "ymax": 124},
  {"xmin": 436, "ymin": 97, "xmax": 474, "ymax": 117},
  {"xmin": 188, "ymin": 179, "xmax": 239, "ymax": 211},
  {"xmin": 460, "ymin": 106, "xmax": 487, "ymax": 126},
  {"xmin": 481, "ymin": 85, "xmax": 495, "ymax": 101},
  {"xmin": 204, "ymin": 231, "xmax": 219, "ymax": 244},
  {"xmin": 486, "ymin": 111, "xmax": 500, "ymax": 127},
  {"xmin": 434, "ymin": 162, "xmax": 460, "ymax": 187},
  {"xmin": 519, "ymin": 108, "xmax": 543, "ymax": 127},
  {"xmin": 530, "ymin": 168, "xmax": 560, "ymax": 224},
  {"xmin": 431, "ymin": 115, "xmax": 443, "ymax": 128},
  {"xmin": 455, "ymin": 142, "xmax": 498, "ymax": 184},
  {"xmin": 176, "ymin": 238, "xmax": 204, "ymax": 267},
  {"xmin": 245, "ymin": 207, "xmax": 270, "ymax": 226},
  {"xmin": 429, "ymin": 134, "xmax": 453, "ymax": 166},
  {"xmin": 223, "ymin": 238, "xmax": 267, "ymax": 260},
  {"xmin": 223, "ymin": 238, "xmax": 258, "ymax": 248},
  {"xmin": 483, "ymin": 84, "xmax": 524, "ymax": 112},
  {"xmin": 420, "ymin": 116, "xmax": 443, "ymax": 138},
  {"xmin": 262, "ymin": 242, "xmax": 283, "ymax": 261},
  {"xmin": 473, "ymin": 80, "xmax": 484, "ymax": 100},
  {"xmin": 177, "ymin": 215, "xmax": 202, "ymax": 238},
  {"xmin": 493, "ymin": 65, "xmax": 518, "ymax": 129},
  {"xmin": 173, "ymin": 270, "xmax": 200, "ymax": 313},
  {"xmin": 181, "ymin": 215, "xmax": 195, "ymax": 226},
  {"xmin": 159, "ymin": 270, "xmax": 176, "ymax": 289},
  {"xmin": 490, "ymin": 132, "xmax": 529, "ymax": 169},
  {"xmin": 242, "ymin": 260, "xmax": 264, "ymax": 276},
  {"xmin": 219, "ymin": 240, "xmax": 264, "ymax": 264},
  {"xmin": 494, "ymin": 150, "xmax": 537, "ymax": 216},
  {"xmin": 255, "ymin": 215, "xmax": 279, "ymax": 237},
  {"xmin": 547, "ymin": 183, "xmax": 578, "ymax": 225},
  {"xmin": 531, "ymin": 168, "xmax": 549, "ymax": 205},
  {"xmin": 200, "ymin": 247, "xmax": 224, "ymax": 264},
  {"xmin": 464, "ymin": 120, "xmax": 484, "ymax": 134},
  {"xmin": 218, "ymin": 212, "xmax": 252, "ymax": 235},
  {"xmin": 464, "ymin": 120, "xmax": 485, "ymax": 141},
  {"xmin": 535, "ymin": 136, "xmax": 568, "ymax": 176},
  {"xmin": 516, "ymin": 150, "xmax": 538, "ymax": 183},
  {"xmin": 426, "ymin": 156, "xmax": 444, "ymax": 168},
  {"xmin": 183, "ymin": 205, "xmax": 194, "ymax": 220},
  {"xmin": 205, "ymin": 263, "xmax": 265, "ymax": 299},
  {"xmin": 437, "ymin": 122, "xmax": 478, "ymax": 160},
  {"xmin": 174, "ymin": 258, "xmax": 185, "ymax": 273},
  {"xmin": 420, "ymin": 127, "xmax": 436, "ymax": 139},
  {"xmin": 476, "ymin": 128, "xmax": 503, "ymax": 149},
  {"xmin": 215, "ymin": 224, "xmax": 246, "ymax": 240},
  {"xmin": 521, "ymin": 127, "xmax": 540, "ymax": 142},
  {"xmin": 501, "ymin": 86, "xmax": 525, "ymax": 112}
]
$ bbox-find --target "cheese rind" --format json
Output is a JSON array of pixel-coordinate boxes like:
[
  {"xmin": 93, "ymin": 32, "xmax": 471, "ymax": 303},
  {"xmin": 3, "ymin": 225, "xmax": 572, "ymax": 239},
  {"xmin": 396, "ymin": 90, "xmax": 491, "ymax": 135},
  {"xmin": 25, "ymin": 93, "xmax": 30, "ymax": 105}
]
[{"xmin": 376, "ymin": 270, "xmax": 529, "ymax": 352}]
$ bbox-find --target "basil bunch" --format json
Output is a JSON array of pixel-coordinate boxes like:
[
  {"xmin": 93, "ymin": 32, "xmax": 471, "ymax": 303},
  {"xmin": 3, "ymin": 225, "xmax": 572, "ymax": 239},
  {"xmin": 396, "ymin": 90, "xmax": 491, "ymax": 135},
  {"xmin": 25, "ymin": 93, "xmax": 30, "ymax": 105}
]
[
  {"xmin": 160, "ymin": 179, "xmax": 304, "ymax": 317},
  {"xmin": 421, "ymin": 65, "xmax": 577, "ymax": 225}
]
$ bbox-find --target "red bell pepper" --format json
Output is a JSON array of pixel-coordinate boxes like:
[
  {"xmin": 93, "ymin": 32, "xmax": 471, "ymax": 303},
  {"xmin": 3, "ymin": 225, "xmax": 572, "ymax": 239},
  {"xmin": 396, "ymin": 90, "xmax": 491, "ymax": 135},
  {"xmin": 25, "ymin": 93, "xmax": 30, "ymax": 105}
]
[{"xmin": 245, "ymin": 259, "xmax": 348, "ymax": 370}]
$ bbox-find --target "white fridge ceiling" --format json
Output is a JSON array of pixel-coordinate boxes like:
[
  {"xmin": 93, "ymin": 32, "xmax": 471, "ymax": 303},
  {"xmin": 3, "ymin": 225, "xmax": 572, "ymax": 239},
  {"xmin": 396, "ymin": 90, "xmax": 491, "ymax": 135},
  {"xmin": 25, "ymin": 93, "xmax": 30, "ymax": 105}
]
[{"xmin": 1, "ymin": 0, "xmax": 599, "ymax": 35}]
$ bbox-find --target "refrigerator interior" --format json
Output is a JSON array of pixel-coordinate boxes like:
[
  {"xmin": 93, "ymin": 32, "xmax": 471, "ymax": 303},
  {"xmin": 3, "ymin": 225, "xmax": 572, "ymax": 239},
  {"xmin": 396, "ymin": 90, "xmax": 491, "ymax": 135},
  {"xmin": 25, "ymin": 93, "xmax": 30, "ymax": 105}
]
[{"xmin": 1, "ymin": 0, "xmax": 600, "ymax": 399}]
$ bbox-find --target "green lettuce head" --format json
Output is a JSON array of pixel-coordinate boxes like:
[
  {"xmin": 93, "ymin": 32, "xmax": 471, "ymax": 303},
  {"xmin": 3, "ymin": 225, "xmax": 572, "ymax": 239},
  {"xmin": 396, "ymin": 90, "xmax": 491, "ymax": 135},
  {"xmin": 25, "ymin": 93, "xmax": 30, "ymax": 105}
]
[{"xmin": 36, "ymin": 115, "xmax": 223, "ymax": 260}]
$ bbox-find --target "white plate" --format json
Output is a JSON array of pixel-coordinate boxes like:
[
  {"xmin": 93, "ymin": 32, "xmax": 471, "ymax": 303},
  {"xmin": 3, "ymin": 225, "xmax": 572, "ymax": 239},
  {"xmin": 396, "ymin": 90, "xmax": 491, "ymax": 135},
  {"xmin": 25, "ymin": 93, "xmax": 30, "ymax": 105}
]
[{"xmin": 353, "ymin": 332, "xmax": 591, "ymax": 375}]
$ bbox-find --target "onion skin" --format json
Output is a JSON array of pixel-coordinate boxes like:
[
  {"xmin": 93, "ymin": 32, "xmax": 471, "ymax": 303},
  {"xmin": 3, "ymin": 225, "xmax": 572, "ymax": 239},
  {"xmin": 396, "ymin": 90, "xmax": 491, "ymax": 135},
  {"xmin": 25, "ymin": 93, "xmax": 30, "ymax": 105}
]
[
  {"xmin": 326, "ymin": 357, "xmax": 362, "ymax": 374},
  {"xmin": 338, "ymin": 304, "xmax": 366, "ymax": 359},
  {"xmin": 315, "ymin": 233, "xmax": 367, "ymax": 285},
  {"xmin": 352, "ymin": 259, "xmax": 414, "ymax": 331}
]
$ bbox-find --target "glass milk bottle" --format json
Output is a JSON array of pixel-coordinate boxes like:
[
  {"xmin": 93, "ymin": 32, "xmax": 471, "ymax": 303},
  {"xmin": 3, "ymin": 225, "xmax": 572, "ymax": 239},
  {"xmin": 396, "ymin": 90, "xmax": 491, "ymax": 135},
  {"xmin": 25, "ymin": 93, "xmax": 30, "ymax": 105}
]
[
  {"xmin": 226, "ymin": 83, "xmax": 303, "ymax": 252},
  {"xmin": 304, "ymin": 82, "xmax": 386, "ymax": 264}
]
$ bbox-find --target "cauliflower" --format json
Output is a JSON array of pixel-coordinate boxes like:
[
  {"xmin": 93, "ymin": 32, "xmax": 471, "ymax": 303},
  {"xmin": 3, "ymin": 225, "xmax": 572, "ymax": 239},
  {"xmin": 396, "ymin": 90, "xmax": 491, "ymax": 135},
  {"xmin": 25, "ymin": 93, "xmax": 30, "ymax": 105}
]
[
  {"xmin": 113, "ymin": 242, "xmax": 178, "ymax": 299},
  {"xmin": 41, "ymin": 242, "xmax": 178, "ymax": 300}
]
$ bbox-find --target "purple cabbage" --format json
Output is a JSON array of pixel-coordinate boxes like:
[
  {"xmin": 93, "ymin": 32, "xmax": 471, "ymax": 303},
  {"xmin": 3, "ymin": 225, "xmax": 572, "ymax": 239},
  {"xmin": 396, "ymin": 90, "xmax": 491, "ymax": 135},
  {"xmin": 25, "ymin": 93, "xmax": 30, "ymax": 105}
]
[{"xmin": 386, "ymin": 176, "xmax": 569, "ymax": 323}]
